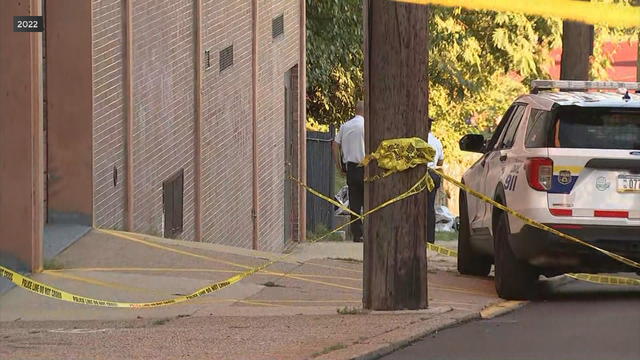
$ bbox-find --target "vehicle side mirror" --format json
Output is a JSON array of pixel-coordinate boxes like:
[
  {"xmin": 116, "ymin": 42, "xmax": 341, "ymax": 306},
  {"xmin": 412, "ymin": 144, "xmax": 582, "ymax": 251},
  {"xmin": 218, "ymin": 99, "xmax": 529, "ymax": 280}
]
[{"xmin": 459, "ymin": 134, "xmax": 485, "ymax": 153}]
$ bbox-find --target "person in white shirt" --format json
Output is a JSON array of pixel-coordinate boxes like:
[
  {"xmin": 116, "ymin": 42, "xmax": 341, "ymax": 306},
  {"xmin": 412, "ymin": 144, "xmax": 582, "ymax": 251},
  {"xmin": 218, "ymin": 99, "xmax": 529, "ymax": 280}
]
[
  {"xmin": 427, "ymin": 117, "xmax": 444, "ymax": 244},
  {"xmin": 332, "ymin": 101, "xmax": 365, "ymax": 242}
]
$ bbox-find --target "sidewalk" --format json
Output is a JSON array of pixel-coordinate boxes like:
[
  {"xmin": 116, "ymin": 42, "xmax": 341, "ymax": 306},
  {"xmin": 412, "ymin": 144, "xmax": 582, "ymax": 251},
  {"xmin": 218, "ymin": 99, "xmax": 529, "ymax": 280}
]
[{"xmin": 0, "ymin": 230, "xmax": 506, "ymax": 359}]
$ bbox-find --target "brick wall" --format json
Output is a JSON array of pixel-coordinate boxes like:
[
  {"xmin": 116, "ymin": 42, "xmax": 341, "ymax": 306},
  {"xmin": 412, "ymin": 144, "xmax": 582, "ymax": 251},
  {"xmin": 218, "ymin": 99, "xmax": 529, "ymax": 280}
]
[
  {"xmin": 256, "ymin": 0, "xmax": 300, "ymax": 252},
  {"xmin": 200, "ymin": 0, "xmax": 254, "ymax": 248},
  {"xmin": 92, "ymin": 0, "xmax": 126, "ymax": 230},
  {"xmin": 90, "ymin": 0, "xmax": 302, "ymax": 251},
  {"xmin": 130, "ymin": 0, "xmax": 196, "ymax": 240},
  {"xmin": 289, "ymin": 65, "xmax": 300, "ymax": 243}
]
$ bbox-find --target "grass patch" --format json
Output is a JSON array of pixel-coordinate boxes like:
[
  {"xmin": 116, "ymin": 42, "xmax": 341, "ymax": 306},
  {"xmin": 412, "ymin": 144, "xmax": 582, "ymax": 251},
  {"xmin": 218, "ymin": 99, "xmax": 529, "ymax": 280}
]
[
  {"xmin": 336, "ymin": 306, "xmax": 363, "ymax": 315},
  {"xmin": 328, "ymin": 257, "xmax": 362, "ymax": 263},
  {"xmin": 312, "ymin": 343, "xmax": 348, "ymax": 358},
  {"xmin": 435, "ymin": 231, "xmax": 459, "ymax": 242},
  {"xmin": 335, "ymin": 171, "xmax": 346, "ymax": 191},
  {"xmin": 307, "ymin": 224, "xmax": 344, "ymax": 242},
  {"xmin": 43, "ymin": 259, "xmax": 64, "ymax": 270}
]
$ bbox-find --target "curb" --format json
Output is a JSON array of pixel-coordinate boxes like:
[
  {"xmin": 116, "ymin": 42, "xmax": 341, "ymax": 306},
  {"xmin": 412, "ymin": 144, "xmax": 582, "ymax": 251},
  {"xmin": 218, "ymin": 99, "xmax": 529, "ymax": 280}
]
[
  {"xmin": 351, "ymin": 300, "xmax": 527, "ymax": 360},
  {"xmin": 351, "ymin": 312, "xmax": 480, "ymax": 360},
  {"xmin": 479, "ymin": 300, "xmax": 527, "ymax": 319}
]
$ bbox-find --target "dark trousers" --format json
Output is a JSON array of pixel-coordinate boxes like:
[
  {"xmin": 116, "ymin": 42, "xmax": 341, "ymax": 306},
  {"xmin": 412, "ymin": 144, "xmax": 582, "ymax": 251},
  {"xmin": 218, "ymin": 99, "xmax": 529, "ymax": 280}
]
[
  {"xmin": 427, "ymin": 169, "xmax": 442, "ymax": 244},
  {"xmin": 346, "ymin": 162, "xmax": 364, "ymax": 240}
]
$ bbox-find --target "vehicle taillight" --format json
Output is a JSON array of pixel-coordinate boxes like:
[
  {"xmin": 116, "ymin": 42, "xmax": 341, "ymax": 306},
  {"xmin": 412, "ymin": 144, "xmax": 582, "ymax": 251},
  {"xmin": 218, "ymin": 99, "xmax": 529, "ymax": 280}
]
[
  {"xmin": 526, "ymin": 157, "xmax": 553, "ymax": 191},
  {"xmin": 549, "ymin": 208, "xmax": 572, "ymax": 216}
]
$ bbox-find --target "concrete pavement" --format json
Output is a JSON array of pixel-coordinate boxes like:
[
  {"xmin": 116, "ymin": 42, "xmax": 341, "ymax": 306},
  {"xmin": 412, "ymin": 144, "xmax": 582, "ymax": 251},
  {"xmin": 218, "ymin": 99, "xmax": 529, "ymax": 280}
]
[{"xmin": 0, "ymin": 230, "xmax": 509, "ymax": 359}]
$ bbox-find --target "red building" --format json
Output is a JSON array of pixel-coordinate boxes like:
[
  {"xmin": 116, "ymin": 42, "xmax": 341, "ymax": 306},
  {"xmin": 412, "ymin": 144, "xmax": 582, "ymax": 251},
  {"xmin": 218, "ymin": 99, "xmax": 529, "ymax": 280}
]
[{"xmin": 548, "ymin": 41, "xmax": 638, "ymax": 81}]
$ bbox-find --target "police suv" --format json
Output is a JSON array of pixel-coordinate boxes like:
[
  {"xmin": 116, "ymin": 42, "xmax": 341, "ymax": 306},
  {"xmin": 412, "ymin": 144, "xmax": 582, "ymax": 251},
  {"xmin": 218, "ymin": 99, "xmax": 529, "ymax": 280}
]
[{"xmin": 457, "ymin": 80, "xmax": 640, "ymax": 300}]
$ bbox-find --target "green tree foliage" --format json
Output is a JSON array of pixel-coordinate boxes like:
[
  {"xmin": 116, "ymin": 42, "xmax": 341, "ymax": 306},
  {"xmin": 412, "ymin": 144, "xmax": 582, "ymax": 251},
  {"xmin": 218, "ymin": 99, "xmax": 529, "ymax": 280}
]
[
  {"xmin": 429, "ymin": 8, "xmax": 560, "ymax": 99},
  {"xmin": 307, "ymin": 3, "xmax": 560, "ymax": 126},
  {"xmin": 306, "ymin": 1, "xmax": 634, "ymax": 212},
  {"xmin": 306, "ymin": 0, "xmax": 363, "ymax": 125}
]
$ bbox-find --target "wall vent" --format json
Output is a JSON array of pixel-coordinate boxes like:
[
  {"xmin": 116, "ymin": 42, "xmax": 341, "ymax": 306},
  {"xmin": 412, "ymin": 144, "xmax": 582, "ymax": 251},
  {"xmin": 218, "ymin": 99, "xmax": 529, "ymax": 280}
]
[
  {"xmin": 219, "ymin": 45, "xmax": 233, "ymax": 72},
  {"xmin": 204, "ymin": 50, "xmax": 211, "ymax": 70},
  {"xmin": 272, "ymin": 14, "xmax": 284, "ymax": 38}
]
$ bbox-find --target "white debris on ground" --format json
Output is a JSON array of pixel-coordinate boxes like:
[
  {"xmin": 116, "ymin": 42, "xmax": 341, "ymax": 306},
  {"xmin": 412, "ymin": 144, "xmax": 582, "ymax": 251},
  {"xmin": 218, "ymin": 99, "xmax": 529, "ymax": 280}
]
[
  {"xmin": 334, "ymin": 185, "xmax": 350, "ymax": 215},
  {"xmin": 436, "ymin": 205, "xmax": 459, "ymax": 232}
]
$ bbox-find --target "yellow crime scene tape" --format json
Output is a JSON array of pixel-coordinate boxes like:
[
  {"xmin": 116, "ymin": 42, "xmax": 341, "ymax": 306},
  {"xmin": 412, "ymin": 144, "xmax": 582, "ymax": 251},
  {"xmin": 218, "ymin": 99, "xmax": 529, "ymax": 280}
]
[
  {"xmin": 431, "ymin": 168, "xmax": 640, "ymax": 271},
  {"xmin": 303, "ymin": 137, "xmax": 640, "ymax": 287},
  {"xmin": 395, "ymin": 0, "xmax": 640, "ymax": 28},
  {"xmin": 428, "ymin": 242, "xmax": 458, "ymax": 257},
  {"xmin": 566, "ymin": 273, "xmax": 640, "ymax": 286},
  {"xmin": 427, "ymin": 241, "xmax": 640, "ymax": 287},
  {"xmin": 0, "ymin": 138, "xmax": 434, "ymax": 307},
  {"xmin": 1, "ymin": 133, "xmax": 638, "ymax": 307},
  {"xmin": 0, "ymin": 256, "xmax": 277, "ymax": 308}
]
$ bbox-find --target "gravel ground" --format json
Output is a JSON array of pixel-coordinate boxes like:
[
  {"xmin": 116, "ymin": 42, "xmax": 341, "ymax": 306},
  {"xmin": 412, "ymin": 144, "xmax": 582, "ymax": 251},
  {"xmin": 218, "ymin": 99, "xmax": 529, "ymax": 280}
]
[
  {"xmin": 0, "ymin": 237, "xmax": 497, "ymax": 360},
  {"xmin": 0, "ymin": 309, "xmax": 476, "ymax": 360}
]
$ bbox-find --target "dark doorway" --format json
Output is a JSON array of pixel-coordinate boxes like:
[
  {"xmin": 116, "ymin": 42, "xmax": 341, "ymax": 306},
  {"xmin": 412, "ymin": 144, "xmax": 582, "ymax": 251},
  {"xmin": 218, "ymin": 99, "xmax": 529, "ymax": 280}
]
[
  {"xmin": 163, "ymin": 169, "xmax": 184, "ymax": 239},
  {"xmin": 283, "ymin": 65, "xmax": 299, "ymax": 245}
]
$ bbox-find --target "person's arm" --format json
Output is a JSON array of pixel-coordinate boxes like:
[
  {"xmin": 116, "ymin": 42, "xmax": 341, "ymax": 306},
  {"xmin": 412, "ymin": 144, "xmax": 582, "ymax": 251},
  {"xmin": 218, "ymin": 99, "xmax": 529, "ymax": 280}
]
[
  {"xmin": 333, "ymin": 127, "xmax": 345, "ymax": 174},
  {"xmin": 332, "ymin": 141, "xmax": 345, "ymax": 174}
]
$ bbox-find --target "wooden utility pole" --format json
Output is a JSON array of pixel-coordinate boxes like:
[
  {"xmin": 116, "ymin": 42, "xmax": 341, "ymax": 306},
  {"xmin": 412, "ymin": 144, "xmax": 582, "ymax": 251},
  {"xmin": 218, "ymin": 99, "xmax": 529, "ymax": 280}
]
[
  {"xmin": 560, "ymin": 17, "xmax": 594, "ymax": 80},
  {"xmin": 363, "ymin": 0, "xmax": 429, "ymax": 310}
]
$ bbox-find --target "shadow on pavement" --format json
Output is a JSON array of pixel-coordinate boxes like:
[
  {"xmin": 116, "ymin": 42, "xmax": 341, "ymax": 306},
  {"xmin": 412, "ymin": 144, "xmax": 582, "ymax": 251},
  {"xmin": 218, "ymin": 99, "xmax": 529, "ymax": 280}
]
[{"xmin": 535, "ymin": 276, "xmax": 640, "ymax": 301}]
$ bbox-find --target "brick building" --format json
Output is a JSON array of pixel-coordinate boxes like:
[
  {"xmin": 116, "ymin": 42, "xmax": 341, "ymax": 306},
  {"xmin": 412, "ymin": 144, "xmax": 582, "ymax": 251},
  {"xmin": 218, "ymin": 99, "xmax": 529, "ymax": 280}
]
[{"xmin": 0, "ymin": 0, "xmax": 306, "ymax": 271}]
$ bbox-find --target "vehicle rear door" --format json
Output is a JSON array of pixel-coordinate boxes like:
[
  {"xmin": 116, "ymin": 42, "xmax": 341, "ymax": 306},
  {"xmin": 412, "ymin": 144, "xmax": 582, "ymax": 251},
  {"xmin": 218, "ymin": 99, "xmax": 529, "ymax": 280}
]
[{"xmin": 480, "ymin": 104, "xmax": 527, "ymax": 230}]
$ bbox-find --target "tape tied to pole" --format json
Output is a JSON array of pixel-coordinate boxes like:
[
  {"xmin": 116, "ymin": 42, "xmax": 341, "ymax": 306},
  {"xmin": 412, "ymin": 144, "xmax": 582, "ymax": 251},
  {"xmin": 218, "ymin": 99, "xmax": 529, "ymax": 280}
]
[
  {"xmin": 361, "ymin": 137, "xmax": 436, "ymax": 190},
  {"xmin": 3, "ymin": 137, "xmax": 639, "ymax": 308}
]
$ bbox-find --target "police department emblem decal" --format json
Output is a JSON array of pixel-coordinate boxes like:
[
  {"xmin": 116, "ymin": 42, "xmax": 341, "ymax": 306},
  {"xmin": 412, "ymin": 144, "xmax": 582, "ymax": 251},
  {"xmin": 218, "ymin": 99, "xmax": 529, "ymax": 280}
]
[
  {"xmin": 595, "ymin": 176, "xmax": 610, "ymax": 191},
  {"xmin": 558, "ymin": 170, "xmax": 571, "ymax": 185}
]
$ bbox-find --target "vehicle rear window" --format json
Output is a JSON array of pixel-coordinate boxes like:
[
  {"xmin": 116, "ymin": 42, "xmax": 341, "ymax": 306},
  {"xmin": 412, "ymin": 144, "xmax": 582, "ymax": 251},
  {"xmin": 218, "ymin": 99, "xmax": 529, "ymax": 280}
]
[
  {"xmin": 526, "ymin": 106, "xmax": 640, "ymax": 150},
  {"xmin": 525, "ymin": 109, "xmax": 554, "ymax": 148}
]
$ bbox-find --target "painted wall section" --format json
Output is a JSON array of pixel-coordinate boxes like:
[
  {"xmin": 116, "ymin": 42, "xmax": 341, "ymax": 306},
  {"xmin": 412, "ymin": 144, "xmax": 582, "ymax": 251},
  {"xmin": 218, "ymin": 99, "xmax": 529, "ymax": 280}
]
[
  {"xmin": 92, "ymin": 0, "xmax": 127, "ymax": 230},
  {"xmin": 0, "ymin": 0, "xmax": 44, "ymax": 272},
  {"xmin": 201, "ymin": 0, "xmax": 254, "ymax": 248},
  {"xmin": 45, "ymin": 0, "xmax": 93, "ymax": 225},
  {"xmin": 130, "ymin": 0, "xmax": 196, "ymax": 240},
  {"xmin": 256, "ymin": 0, "xmax": 301, "ymax": 252}
]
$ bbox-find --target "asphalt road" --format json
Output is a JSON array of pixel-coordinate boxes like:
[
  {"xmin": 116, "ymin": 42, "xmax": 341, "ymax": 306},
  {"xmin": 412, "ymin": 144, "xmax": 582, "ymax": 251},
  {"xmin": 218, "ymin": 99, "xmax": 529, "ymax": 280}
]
[{"xmin": 383, "ymin": 277, "xmax": 640, "ymax": 360}]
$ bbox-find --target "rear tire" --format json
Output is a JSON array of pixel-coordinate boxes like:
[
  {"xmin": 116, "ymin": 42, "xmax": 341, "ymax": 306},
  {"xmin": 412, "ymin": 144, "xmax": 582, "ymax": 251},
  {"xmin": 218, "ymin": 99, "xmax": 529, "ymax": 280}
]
[
  {"xmin": 457, "ymin": 192, "xmax": 492, "ymax": 276},
  {"xmin": 493, "ymin": 212, "xmax": 538, "ymax": 300}
]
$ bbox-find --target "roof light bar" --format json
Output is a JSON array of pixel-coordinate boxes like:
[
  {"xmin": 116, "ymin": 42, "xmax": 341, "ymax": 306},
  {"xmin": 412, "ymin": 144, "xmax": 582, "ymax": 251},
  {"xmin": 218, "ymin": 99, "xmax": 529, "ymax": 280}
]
[{"xmin": 531, "ymin": 80, "xmax": 640, "ymax": 92}]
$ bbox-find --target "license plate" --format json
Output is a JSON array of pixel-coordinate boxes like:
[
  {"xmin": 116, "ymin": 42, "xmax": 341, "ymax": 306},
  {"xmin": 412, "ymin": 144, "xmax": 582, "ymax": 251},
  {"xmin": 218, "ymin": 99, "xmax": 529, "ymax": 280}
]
[{"xmin": 617, "ymin": 175, "xmax": 640, "ymax": 193}]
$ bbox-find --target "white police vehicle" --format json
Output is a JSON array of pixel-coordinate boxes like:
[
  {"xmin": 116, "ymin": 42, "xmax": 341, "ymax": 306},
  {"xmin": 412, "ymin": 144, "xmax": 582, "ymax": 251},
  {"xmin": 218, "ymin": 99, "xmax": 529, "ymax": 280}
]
[{"xmin": 457, "ymin": 80, "xmax": 640, "ymax": 300}]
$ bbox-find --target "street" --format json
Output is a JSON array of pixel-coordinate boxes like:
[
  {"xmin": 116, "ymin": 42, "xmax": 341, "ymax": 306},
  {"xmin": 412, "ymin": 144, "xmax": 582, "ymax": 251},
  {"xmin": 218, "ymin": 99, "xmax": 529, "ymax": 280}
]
[{"xmin": 383, "ymin": 278, "xmax": 640, "ymax": 360}]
